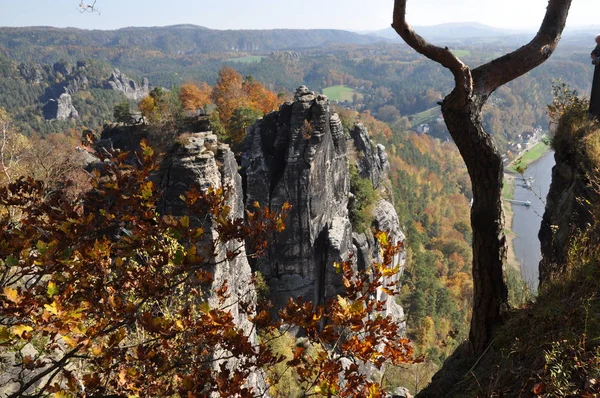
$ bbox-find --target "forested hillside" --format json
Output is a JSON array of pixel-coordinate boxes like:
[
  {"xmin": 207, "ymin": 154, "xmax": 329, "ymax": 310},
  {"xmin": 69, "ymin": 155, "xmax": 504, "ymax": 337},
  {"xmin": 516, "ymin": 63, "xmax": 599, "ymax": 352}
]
[
  {"xmin": 1, "ymin": 13, "xmax": 600, "ymax": 396},
  {"xmin": 0, "ymin": 26, "xmax": 596, "ymax": 153}
]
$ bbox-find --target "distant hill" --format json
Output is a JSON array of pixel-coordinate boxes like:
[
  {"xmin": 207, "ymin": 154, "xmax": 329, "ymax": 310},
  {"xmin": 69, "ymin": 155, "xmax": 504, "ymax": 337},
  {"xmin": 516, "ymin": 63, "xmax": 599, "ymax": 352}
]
[
  {"xmin": 0, "ymin": 25, "xmax": 389, "ymax": 59},
  {"xmin": 367, "ymin": 22, "xmax": 530, "ymax": 42},
  {"xmin": 367, "ymin": 22, "xmax": 600, "ymax": 47}
]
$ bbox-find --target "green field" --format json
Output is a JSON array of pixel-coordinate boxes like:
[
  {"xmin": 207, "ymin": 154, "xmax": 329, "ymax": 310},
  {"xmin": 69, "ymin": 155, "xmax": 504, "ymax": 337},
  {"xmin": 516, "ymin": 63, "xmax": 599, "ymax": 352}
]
[
  {"xmin": 323, "ymin": 85, "xmax": 361, "ymax": 102},
  {"xmin": 508, "ymin": 141, "xmax": 550, "ymax": 173},
  {"xmin": 451, "ymin": 49, "xmax": 471, "ymax": 57},
  {"xmin": 226, "ymin": 55, "xmax": 266, "ymax": 63},
  {"xmin": 409, "ymin": 107, "xmax": 440, "ymax": 127}
]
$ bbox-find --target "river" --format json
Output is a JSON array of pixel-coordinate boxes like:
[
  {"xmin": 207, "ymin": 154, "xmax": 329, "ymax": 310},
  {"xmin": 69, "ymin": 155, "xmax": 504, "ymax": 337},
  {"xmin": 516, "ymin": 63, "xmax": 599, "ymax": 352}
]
[{"xmin": 510, "ymin": 150, "xmax": 555, "ymax": 291}]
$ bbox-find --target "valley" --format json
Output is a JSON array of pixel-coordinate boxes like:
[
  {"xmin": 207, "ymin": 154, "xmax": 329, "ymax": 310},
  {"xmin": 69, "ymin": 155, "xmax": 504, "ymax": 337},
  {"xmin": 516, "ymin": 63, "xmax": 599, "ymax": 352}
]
[{"xmin": 1, "ymin": 4, "xmax": 600, "ymax": 396}]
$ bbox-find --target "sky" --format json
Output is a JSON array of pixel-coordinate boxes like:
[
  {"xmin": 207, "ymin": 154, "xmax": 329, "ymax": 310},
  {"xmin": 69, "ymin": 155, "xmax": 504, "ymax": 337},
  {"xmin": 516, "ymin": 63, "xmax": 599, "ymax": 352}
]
[{"xmin": 0, "ymin": 0, "xmax": 599, "ymax": 32}]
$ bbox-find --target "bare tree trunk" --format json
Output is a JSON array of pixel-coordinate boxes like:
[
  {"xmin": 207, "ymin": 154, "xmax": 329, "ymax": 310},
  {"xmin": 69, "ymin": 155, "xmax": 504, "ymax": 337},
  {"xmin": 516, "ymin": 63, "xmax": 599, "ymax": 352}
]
[
  {"xmin": 441, "ymin": 93, "xmax": 508, "ymax": 352},
  {"xmin": 392, "ymin": 0, "xmax": 572, "ymax": 354}
]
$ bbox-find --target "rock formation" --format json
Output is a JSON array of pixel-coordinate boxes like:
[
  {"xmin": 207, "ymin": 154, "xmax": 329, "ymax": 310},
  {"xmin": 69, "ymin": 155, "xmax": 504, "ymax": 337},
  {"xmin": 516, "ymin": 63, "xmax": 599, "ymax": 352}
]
[
  {"xmin": 242, "ymin": 86, "xmax": 352, "ymax": 306},
  {"xmin": 242, "ymin": 87, "xmax": 406, "ymax": 325},
  {"xmin": 104, "ymin": 68, "xmax": 150, "ymax": 100},
  {"xmin": 65, "ymin": 74, "xmax": 89, "ymax": 94},
  {"xmin": 538, "ymin": 140, "xmax": 598, "ymax": 284},
  {"xmin": 159, "ymin": 132, "xmax": 267, "ymax": 392},
  {"xmin": 351, "ymin": 123, "xmax": 390, "ymax": 189},
  {"xmin": 18, "ymin": 62, "xmax": 47, "ymax": 84},
  {"xmin": 43, "ymin": 92, "xmax": 79, "ymax": 121}
]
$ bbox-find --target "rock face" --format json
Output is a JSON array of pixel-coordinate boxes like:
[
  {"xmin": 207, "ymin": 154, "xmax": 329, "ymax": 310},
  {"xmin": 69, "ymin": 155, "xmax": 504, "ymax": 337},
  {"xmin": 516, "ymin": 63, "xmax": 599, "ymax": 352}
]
[
  {"xmin": 242, "ymin": 86, "xmax": 352, "ymax": 306},
  {"xmin": 43, "ymin": 92, "xmax": 79, "ymax": 121},
  {"xmin": 159, "ymin": 132, "xmax": 266, "ymax": 392},
  {"xmin": 351, "ymin": 123, "xmax": 390, "ymax": 189},
  {"xmin": 65, "ymin": 74, "xmax": 89, "ymax": 95},
  {"xmin": 18, "ymin": 62, "xmax": 47, "ymax": 84},
  {"xmin": 539, "ymin": 147, "xmax": 597, "ymax": 284},
  {"xmin": 159, "ymin": 132, "xmax": 257, "ymax": 335},
  {"xmin": 104, "ymin": 69, "xmax": 150, "ymax": 100},
  {"xmin": 366, "ymin": 199, "xmax": 406, "ymax": 323},
  {"xmin": 243, "ymin": 87, "xmax": 406, "ymax": 323}
]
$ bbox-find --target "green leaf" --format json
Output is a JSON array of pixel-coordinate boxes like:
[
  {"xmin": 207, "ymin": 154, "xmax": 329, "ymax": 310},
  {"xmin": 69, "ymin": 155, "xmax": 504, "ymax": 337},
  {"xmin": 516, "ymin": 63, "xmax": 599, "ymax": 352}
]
[
  {"xmin": 173, "ymin": 249, "xmax": 185, "ymax": 266},
  {"xmin": 47, "ymin": 281, "xmax": 59, "ymax": 298},
  {"xmin": 5, "ymin": 256, "xmax": 18, "ymax": 267},
  {"xmin": 0, "ymin": 326, "xmax": 10, "ymax": 343}
]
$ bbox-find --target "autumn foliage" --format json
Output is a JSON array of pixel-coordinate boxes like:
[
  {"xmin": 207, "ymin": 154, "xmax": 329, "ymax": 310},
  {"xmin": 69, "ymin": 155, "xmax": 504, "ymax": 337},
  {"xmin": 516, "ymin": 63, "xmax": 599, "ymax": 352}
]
[
  {"xmin": 0, "ymin": 139, "xmax": 413, "ymax": 397},
  {"xmin": 212, "ymin": 67, "xmax": 279, "ymax": 144},
  {"xmin": 179, "ymin": 82, "xmax": 212, "ymax": 114}
]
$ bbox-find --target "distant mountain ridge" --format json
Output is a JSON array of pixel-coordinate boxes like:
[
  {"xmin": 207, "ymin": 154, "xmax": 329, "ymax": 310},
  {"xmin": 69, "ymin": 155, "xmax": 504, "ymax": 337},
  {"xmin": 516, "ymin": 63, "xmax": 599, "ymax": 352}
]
[
  {"xmin": 0, "ymin": 25, "xmax": 389, "ymax": 58},
  {"xmin": 366, "ymin": 22, "xmax": 531, "ymax": 42}
]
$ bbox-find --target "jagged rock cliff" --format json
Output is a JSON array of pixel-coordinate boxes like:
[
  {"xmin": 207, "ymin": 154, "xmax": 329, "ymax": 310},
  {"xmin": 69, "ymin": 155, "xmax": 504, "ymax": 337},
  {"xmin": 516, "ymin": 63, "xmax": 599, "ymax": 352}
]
[
  {"xmin": 159, "ymin": 132, "xmax": 257, "ymax": 335},
  {"xmin": 351, "ymin": 123, "xmax": 390, "ymax": 189},
  {"xmin": 158, "ymin": 132, "xmax": 266, "ymax": 392},
  {"xmin": 242, "ymin": 87, "xmax": 406, "ymax": 325},
  {"xmin": 539, "ymin": 134, "xmax": 599, "ymax": 285},
  {"xmin": 42, "ymin": 92, "xmax": 79, "ymax": 121},
  {"xmin": 104, "ymin": 68, "xmax": 150, "ymax": 100},
  {"xmin": 242, "ymin": 86, "xmax": 351, "ymax": 306}
]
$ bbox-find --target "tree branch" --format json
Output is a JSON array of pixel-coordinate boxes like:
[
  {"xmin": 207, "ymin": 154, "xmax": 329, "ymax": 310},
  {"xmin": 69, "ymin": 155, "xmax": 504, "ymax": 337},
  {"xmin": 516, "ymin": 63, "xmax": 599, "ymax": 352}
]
[
  {"xmin": 391, "ymin": 0, "xmax": 472, "ymax": 94},
  {"xmin": 8, "ymin": 345, "xmax": 83, "ymax": 398},
  {"xmin": 472, "ymin": 0, "xmax": 572, "ymax": 94}
]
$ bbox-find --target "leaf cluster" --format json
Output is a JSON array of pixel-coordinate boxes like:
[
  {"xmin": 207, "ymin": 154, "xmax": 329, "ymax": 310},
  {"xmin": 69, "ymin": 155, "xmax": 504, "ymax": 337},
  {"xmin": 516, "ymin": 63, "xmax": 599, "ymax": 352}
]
[
  {"xmin": 0, "ymin": 142, "xmax": 286, "ymax": 397},
  {"xmin": 0, "ymin": 140, "xmax": 413, "ymax": 397}
]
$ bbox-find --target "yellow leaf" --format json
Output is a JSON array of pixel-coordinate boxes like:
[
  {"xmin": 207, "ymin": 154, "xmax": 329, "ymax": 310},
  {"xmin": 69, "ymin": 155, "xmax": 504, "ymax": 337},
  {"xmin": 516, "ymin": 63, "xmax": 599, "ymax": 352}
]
[
  {"xmin": 44, "ymin": 301, "xmax": 59, "ymax": 315},
  {"xmin": 382, "ymin": 266, "xmax": 400, "ymax": 277},
  {"xmin": 180, "ymin": 215, "xmax": 190, "ymax": 228},
  {"xmin": 3, "ymin": 287, "xmax": 21, "ymax": 304},
  {"xmin": 375, "ymin": 231, "xmax": 388, "ymax": 246},
  {"xmin": 62, "ymin": 335, "xmax": 78, "ymax": 348},
  {"xmin": 333, "ymin": 262, "xmax": 342, "ymax": 273},
  {"xmin": 91, "ymin": 344, "xmax": 103, "ymax": 356},
  {"xmin": 337, "ymin": 295, "xmax": 349, "ymax": 312},
  {"xmin": 367, "ymin": 383, "xmax": 381, "ymax": 398},
  {"xmin": 350, "ymin": 301, "xmax": 364, "ymax": 314},
  {"xmin": 11, "ymin": 324, "xmax": 33, "ymax": 338}
]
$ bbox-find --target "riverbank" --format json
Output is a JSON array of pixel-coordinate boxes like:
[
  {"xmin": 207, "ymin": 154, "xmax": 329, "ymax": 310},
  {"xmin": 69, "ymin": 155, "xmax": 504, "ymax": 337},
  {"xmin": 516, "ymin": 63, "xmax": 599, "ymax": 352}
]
[
  {"xmin": 503, "ymin": 175, "xmax": 520, "ymax": 272},
  {"xmin": 504, "ymin": 149, "xmax": 555, "ymax": 293},
  {"xmin": 503, "ymin": 139, "xmax": 550, "ymax": 282},
  {"xmin": 508, "ymin": 140, "xmax": 550, "ymax": 173}
]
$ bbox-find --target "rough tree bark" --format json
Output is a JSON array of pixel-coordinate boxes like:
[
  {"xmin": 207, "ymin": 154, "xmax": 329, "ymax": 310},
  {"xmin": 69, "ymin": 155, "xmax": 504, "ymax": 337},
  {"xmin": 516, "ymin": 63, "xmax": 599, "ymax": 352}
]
[{"xmin": 392, "ymin": 0, "xmax": 572, "ymax": 354}]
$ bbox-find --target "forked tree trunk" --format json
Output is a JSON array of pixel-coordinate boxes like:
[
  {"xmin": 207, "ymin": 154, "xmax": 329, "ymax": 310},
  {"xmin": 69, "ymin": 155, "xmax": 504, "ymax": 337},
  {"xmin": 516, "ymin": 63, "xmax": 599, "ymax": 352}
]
[
  {"xmin": 442, "ymin": 92, "xmax": 508, "ymax": 352},
  {"xmin": 393, "ymin": 0, "xmax": 572, "ymax": 354}
]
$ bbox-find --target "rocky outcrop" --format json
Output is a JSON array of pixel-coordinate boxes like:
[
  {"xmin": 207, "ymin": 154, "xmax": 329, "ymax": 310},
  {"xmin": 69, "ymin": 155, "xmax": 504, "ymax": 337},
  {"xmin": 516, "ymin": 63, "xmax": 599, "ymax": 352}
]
[
  {"xmin": 159, "ymin": 132, "xmax": 267, "ymax": 392},
  {"xmin": 104, "ymin": 68, "xmax": 150, "ymax": 100},
  {"xmin": 160, "ymin": 132, "xmax": 256, "ymax": 333},
  {"xmin": 243, "ymin": 86, "xmax": 406, "ymax": 321},
  {"xmin": 65, "ymin": 74, "xmax": 89, "ymax": 94},
  {"xmin": 43, "ymin": 92, "xmax": 79, "ymax": 121},
  {"xmin": 242, "ymin": 86, "xmax": 352, "ymax": 306},
  {"xmin": 53, "ymin": 61, "xmax": 73, "ymax": 76},
  {"xmin": 351, "ymin": 123, "xmax": 390, "ymax": 189},
  {"xmin": 538, "ymin": 143, "xmax": 597, "ymax": 285},
  {"xmin": 18, "ymin": 62, "xmax": 47, "ymax": 84}
]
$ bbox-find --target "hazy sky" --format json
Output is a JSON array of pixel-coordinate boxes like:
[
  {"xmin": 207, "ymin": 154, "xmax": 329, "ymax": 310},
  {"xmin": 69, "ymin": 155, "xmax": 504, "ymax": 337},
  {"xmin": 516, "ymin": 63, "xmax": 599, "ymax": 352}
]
[{"xmin": 1, "ymin": 0, "xmax": 599, "ymax": 31}]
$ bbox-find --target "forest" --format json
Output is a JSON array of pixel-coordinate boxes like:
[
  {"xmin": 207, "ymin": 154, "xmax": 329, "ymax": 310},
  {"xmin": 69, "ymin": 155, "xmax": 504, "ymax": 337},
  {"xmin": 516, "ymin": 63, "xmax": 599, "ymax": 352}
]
[{"xmin": 2, "ymin": 1, "xmax": 600, "ymax": 396}]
